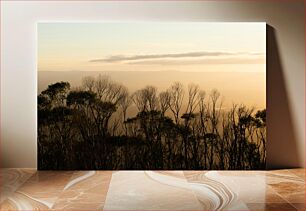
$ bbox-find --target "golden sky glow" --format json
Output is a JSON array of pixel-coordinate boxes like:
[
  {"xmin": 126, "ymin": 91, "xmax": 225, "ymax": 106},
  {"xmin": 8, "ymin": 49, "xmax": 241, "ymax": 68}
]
[
  {"xmin": 38, "ymin": 22, "xmax": 266, "ymax": 73},
  {"xmin": 38, "ymin": 22, "xmax": 266, "ymax": 108}
]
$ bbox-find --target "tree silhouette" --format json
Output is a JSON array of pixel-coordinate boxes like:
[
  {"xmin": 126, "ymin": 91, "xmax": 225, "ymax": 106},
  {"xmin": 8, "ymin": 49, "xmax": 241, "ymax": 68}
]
[
  {"xmin": 38, "ymin": 75, "xmax": 266, "ymax": 170},
  {"xmin": 168, "ymin": 82, "xmax": 184, "ymax": 124}
]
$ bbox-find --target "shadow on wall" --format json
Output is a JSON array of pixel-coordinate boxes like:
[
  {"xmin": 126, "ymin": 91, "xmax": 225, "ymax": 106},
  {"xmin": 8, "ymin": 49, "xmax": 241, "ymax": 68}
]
[{"xmin": 266, "ymin": 25, "xmax": 299, "ymax": 169}]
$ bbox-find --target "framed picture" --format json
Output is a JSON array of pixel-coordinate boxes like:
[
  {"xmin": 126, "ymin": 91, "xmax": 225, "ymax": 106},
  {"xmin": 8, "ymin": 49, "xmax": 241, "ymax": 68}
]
[{"xmin": 37, "ymin": 22, "xmax": 266, "ymax": 170}]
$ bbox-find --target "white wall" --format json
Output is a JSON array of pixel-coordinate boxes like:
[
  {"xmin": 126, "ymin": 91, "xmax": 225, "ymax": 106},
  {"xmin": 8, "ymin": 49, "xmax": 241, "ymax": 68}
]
[{"xmin": 1, "ymin": 1, "xmax": 304, "ymax": 168}]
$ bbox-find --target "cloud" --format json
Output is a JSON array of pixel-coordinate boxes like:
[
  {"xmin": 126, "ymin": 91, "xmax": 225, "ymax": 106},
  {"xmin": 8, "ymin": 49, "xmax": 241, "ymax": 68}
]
[
  {"xmin": 128, "ymin": 57, "xmax": 266, "ymax": 65},
  {"xmin": 89, "ymin": 51, "xmax": 264, "ymax": 63}
]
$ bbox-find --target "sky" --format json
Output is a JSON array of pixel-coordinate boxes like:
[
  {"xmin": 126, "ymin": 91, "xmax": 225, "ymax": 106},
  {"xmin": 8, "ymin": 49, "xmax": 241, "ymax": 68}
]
[
  {"xmin": 37, "ymin": 22, "xmax": 266, "ymax": 109},
  {"xmin": 37, "ymin": 22, "xmax": 266, "ymax": 73}
]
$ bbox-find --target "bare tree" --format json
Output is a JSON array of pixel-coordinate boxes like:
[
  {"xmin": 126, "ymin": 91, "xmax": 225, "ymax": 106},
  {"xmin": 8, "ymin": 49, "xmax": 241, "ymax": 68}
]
[
  {"xmin": 159, "ymin": 91, "xmax": 171, "ymax": 116},
  {"xmin": 207, "ymin": 89, "xmax": 222, "ymax": 168},
  {"xmin": 95, "ymin": 74, "xmax": 111, "ymax": 99},
  {"xmin": 145, "ymin": 86, "xmax": 159, "ymax": 111},
  {"xmin": 168, "ymin": 82, "xmax": 184, "ymax": 124},
  {"xmin": 93, "ymin": 74, "xmax": 128, "ymax": 106},
  {"xmin": 132, "ymin": 86, "xmax": 158, "ymax": 112},
  {"xmin": 186, "ymin": 83, "xmax": 200, "ymax": 115},
  {"xmin": 198, "ymin": 90, "xmax": 206, "ymax": 125},
  {"xmin": 209, "ymin": 89, "xmax": 222, "ymax": 132},
  {"xmin": 197, "ymin": 90, "xmax": 208, "ymax": 168},
  {"xmin": 119, "ymin": 91, "xmax": 132, "ymax": 135},
  {"xmin": 182, "ymin": 83, "xmax": 200, "ymax": 126},
  {"xmin": 104, "ymin": 82, "xmax": 128, "ymax": 105},
  {"xmin": 82, "ymin": 76, "xmax": 95, "ymax": 92},
  {"xmin": 132, "ymin": 89, "xmax": 147, "ymax": 112}
]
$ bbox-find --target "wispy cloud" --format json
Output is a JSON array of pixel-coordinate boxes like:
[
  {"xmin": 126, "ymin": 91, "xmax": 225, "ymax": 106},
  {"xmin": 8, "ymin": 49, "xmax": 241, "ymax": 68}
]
[
  {"xmin": 89, "ymin": 51, "xmax": 264, "ymax": 63},
  {"xmin": 128, "ymin": 57, "xmax": 266, "ymax": 65}
]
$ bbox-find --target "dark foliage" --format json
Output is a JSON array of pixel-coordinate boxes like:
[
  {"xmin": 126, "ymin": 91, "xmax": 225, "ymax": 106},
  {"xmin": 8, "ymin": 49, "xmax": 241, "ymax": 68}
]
[{"xmin": 38, "ymin": 76, "xmax": 266, "ymax": 170}]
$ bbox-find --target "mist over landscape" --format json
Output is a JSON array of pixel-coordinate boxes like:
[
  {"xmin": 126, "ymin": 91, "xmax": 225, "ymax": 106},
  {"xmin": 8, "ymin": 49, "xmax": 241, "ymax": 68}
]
[{"xmin": 38, "ymin": 70, "xmax": 266, "ymax": 110}]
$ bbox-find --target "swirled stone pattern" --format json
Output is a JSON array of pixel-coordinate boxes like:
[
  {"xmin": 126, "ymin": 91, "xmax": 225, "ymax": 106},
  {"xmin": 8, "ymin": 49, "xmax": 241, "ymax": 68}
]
[{"xmin": 0, "ymin": 169, "xmax": 304, "ymax": 210}]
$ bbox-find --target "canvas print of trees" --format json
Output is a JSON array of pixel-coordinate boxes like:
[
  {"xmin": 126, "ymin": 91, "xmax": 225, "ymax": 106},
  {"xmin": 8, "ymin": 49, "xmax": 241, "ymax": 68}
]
[{"xmin": 38, "ymin": 22, "xmax": 266, "ymax": 170}]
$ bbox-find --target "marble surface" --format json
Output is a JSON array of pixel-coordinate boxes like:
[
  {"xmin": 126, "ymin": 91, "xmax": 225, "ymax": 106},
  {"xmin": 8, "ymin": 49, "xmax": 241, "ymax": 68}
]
[{"xmin": 0, "ymin": 169, "xmax": 304, "ymax": 210}]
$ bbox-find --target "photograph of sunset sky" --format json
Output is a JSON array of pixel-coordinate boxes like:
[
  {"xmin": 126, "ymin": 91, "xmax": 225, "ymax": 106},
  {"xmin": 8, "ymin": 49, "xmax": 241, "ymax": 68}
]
[{"xmin": 37, "ymin": 22, "xmax": 266, "ymax": 170}]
